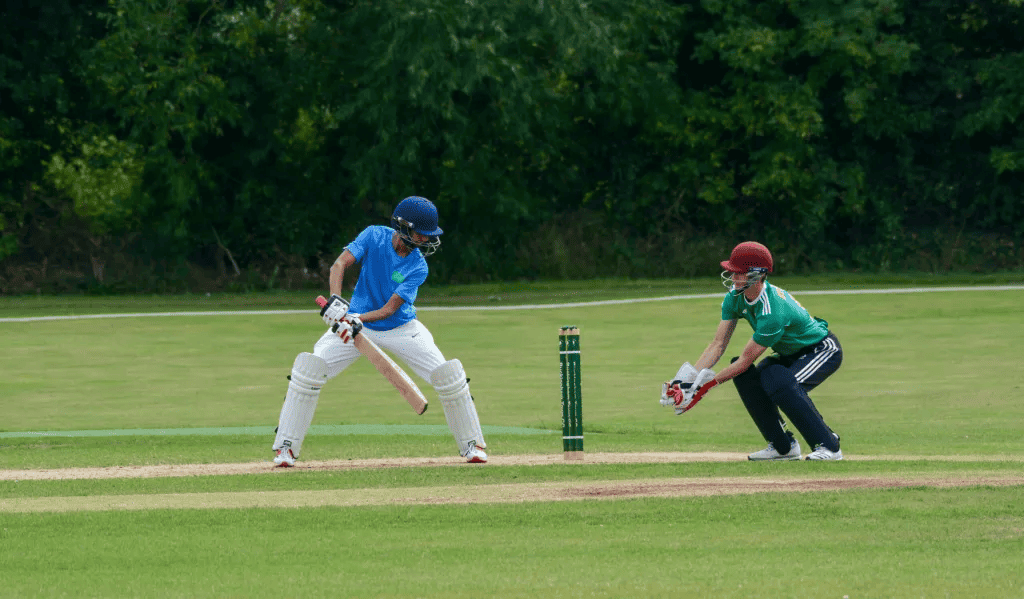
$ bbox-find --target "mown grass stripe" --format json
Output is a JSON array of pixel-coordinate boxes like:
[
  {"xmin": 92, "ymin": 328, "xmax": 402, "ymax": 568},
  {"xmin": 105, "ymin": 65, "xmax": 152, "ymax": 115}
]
[
  {"xmin": 0, "ymin": 424, "xmax": 555, "ymax": 439},
  {"xmin": 2, "ymin": 474, "xmax": 1019, "ymax": 513}
]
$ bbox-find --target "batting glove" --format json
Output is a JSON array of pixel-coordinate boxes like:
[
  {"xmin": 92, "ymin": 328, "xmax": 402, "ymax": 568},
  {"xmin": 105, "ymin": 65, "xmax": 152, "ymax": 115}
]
[
  {"xmin": 320, "ymin": 294, "xmax": 350, "ymax": 326},
  {"xmin": 335, "ymin": 315, "xmax": 363, "ymax": 344}
]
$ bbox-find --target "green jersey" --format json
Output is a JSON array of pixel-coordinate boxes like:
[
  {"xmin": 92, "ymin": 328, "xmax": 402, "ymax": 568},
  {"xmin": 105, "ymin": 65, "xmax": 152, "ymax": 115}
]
[{"xmin": 721, "ymin": 283, "xmax": 829, "ymax": 356}]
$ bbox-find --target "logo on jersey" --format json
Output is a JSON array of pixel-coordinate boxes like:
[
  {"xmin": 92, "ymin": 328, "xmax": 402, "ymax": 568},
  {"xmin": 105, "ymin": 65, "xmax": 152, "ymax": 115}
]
[{"xmin": 391, "ymin": 271, "xmax": 405, "ymax": 284}]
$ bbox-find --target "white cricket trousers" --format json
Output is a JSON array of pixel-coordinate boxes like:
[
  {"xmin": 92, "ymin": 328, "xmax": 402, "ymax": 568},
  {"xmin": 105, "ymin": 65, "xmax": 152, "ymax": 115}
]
[
  {"xmin": 277, "ymin": 318, "xmax": 487, "ymax": 459},
  {"xmin": 313, "ymin": 319, "xmax": 446, "ymax": 383}
]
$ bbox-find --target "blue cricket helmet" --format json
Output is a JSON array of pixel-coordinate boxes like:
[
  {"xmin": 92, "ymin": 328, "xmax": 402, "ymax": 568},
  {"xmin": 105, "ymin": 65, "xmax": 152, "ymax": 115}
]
[{"xmin": 391, "ymin": 196, "xmax": 442, "ymax": 256}]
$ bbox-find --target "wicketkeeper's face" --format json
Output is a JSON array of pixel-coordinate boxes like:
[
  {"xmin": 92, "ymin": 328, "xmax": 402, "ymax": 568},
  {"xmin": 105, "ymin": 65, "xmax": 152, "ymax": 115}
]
[{"xmin": 729, "ymin": 271, "xmax": 749, "ymax": 289}]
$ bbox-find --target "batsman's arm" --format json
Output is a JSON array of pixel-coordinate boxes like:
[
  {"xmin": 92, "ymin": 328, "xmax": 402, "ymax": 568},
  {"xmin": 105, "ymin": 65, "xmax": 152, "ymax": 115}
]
[
  {"xmin": 356, "ymin": 294, "xmax": 405, "ymax": 324},
  {"xmin": 694, "ymin": 319, "xmax": 737, "ymax": 371},
  {"xmin": 329, "ymin": 250, "xmax": 357, "ymax": 297}
]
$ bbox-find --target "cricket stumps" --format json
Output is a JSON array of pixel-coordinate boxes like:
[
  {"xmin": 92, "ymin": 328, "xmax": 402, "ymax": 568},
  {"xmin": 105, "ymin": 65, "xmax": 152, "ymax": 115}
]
[{"xmin": 559, "ymin": 326, "xmax": 583, "ymax": 460}]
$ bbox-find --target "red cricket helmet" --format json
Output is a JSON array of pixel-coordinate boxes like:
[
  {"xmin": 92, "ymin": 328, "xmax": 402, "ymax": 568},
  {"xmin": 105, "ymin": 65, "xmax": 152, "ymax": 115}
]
[{"xmin": 721, "ymin": 241, "xmax": 773, "ymax": 273}]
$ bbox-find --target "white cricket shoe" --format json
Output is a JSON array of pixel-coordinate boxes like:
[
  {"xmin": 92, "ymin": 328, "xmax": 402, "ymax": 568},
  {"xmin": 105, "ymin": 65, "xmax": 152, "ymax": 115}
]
[
  {"xmin": 465, "ymin": 443, "xmax": 488, "ymax": 464},
  {"xmin": 748, "ymin": 440, "xmax": 802, "ymax": 461},
  {"xmin": 273, "ymin": 447, "xmax": 296, "ymax": 467},
  {"xmin": 805, "ymin": 445, "xmax": 843, "ymax": 460}
]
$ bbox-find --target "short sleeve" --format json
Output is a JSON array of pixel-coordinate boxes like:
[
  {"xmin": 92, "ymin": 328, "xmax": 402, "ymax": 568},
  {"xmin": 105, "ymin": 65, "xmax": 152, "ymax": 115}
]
[
  {"xmin": 393, "ymin": 268, "xmax": 427, "ymax": 305},
  {"xmin": 721, "ymin": 296, "xmax": 739, "ymax": 321},
  {"xmin": 344, "ymin": 227, "xmax": 375, "ymax": 262}
]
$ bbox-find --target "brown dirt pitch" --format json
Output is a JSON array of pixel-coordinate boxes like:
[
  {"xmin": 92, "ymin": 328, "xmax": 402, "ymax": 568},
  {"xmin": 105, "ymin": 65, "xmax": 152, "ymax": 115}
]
[{"xmin": 3, "ymin": 452, "xmax": 1022, "ymax": 513}]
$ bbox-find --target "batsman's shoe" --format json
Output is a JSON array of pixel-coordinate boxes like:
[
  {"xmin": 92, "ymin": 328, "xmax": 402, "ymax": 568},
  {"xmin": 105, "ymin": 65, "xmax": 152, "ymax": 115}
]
[
  {"xmin": 465, "ymin": 444, "xmax": 488, "ymax": 464},
  {"xmin": 273, "ymin": 447, "xmax": 297, "ymax": 467},
  {"xmin": 805, "ymin": 445, "xmax": 843, "ymax": 460},
  {"xmin": 748, "ymin": 440, "xmax": 802, "ymax": 461}
]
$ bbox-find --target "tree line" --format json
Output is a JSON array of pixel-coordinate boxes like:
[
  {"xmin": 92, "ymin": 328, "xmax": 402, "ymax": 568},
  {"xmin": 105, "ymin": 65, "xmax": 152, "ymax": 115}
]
[{"xmin": 1, "ymin": 0, "xmax": 1021, "ymax": 294}]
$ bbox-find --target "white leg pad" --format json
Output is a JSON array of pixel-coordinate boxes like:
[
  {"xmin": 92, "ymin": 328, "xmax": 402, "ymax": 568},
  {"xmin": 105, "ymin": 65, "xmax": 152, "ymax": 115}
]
[
  {"xmin": 273, "ymin": 352, "xmax": 328, "ymax": 457},
  {"xmin": 430, "ymin": 359, "xmax": 486, "ymax": 456}
]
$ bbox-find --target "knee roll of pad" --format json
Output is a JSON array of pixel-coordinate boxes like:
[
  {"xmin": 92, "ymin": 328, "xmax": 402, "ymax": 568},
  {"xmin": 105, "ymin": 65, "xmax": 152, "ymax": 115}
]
[
  {"xmin": 289, "ymin": 352, "xmax": 329, "ymax": 395},
  {"xmin": 430, "ymin": 358, "xmax": 468, "ymax": 397}
]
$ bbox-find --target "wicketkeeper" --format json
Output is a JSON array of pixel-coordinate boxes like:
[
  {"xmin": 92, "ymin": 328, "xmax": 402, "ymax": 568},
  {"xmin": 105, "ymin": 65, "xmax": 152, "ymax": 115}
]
[
  {"xmin": 272, "ymin": 196, "xmax": 488, "ymax": 466},
  {"xmin": 661, "ymin": 241, "xmax": 844, "ymax": 460}
]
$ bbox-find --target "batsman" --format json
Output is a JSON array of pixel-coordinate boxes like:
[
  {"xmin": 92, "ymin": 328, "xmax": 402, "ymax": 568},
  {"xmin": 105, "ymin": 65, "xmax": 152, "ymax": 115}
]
[
  {"xmin": 661, "ymin": 241, "xmax": 844, "ymax": 460},
  {"xmin": 272, "ymin": 196, "xmax": 488, "ymax": 466}
]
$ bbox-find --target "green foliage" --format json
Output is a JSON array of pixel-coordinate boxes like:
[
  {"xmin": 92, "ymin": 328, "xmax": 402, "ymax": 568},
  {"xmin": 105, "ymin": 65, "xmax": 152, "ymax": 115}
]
[
  {"xmin": 44, "ymin": 131, "xmax": 142, "ymax": 235},
  {"xmin": 647, "ymin": 0, "xmax": 919, "ymax": 253},
  {"xmin": 876, "ymin": 0, "xmax": 1024, "ymax": 241},
  {"xmin": 0, "ymin": 214, "xmax": 16, "ymax": 262},
  {"xmin": 298, "ymin": 0, "xmax": 687, "ymax": 277},
  {"xmin": 0, "ymin": 1, "xmax": 109, "ymax": 262},
  {"xmin": 1, "ymin": 0, "xmax": 1023, "ymax": 291}
]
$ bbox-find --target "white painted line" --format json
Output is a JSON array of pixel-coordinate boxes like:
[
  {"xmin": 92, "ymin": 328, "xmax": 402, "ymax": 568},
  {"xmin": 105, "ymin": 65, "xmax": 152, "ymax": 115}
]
[
  {"xmin": 0, "ymin": 310, "xmax": 310, "ymax": 323},
  {"xmin": 1, "ymin": 285, "xmax": 1021, "ymax": 322},
  {"xmin": 422, "ymin": 284, "xmax": 1024, "ymax": 310}
]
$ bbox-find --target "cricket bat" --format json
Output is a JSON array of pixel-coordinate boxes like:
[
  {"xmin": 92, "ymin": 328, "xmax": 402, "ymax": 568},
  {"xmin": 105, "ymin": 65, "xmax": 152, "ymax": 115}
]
[{"xmin": 316, "ymin": 296, "xmax": 429, "ymax": 415}]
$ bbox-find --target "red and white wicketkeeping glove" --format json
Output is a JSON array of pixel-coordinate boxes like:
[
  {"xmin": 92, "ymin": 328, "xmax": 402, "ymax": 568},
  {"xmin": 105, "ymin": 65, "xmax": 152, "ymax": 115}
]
[
  {"xmin": 660, "ymin": 362, "xmax": 697, "ymax": 407},
  {"xmin": 664, "ymin": 368, "xmax": 717, "ymax": 415}
]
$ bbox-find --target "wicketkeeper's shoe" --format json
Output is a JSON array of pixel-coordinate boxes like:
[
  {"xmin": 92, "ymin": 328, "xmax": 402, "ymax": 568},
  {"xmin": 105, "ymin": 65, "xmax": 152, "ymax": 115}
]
[
  {"xmin": 273, "ymin": 447, "xmax": 296, "ymax": 467},
  {"xmin": 805, "ymin": 445, "xmax": 843, "ymax": 460},
  {"xmin": 748, "ymin": 440, "xmax": 802, "ymax": 461},
  {"xmin": 464, "ymin": 444, "xmax": 488, "ymax": 464}
]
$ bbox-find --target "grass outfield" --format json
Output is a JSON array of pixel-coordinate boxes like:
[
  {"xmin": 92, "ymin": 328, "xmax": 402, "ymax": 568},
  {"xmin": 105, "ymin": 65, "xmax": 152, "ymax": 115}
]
[
  {"xmin": 3, "ymin": 487, "xmax": 1023, "ymax": 598},
  {"xmin": 1, "ymin": 277, "xmax": 1023, "ymax": 598}
]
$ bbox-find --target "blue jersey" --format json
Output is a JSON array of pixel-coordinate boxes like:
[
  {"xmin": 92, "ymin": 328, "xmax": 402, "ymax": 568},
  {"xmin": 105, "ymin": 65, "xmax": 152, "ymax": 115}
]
[{"xmin": 345, "ymin": 225, "xmax": 428, "ymax": 331}]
